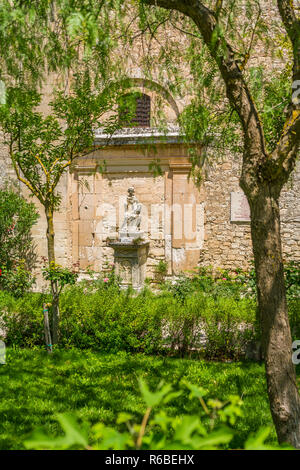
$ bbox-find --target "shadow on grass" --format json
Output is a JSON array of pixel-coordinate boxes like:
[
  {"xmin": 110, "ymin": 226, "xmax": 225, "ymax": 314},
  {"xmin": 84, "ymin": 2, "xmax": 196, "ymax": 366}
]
[{"xmin": 0, "ymin": 348, "xmax": 289, "ymax": 450}]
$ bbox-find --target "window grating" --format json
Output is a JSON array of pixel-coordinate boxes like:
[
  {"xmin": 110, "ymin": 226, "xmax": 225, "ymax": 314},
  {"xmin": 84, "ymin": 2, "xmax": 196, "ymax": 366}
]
[{"xmin": 118, "ymin": 93, "xmax": 151, "ymax": 128}]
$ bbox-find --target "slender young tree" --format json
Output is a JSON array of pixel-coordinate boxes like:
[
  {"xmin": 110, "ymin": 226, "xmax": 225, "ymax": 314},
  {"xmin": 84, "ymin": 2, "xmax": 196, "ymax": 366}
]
[
  {"xmin": 0, "ymin": 76, "xmax": 119, "ymax": 343},
  {"xmin": 135, "ymin": 0, "xmax": 300, "ymax": 447}
]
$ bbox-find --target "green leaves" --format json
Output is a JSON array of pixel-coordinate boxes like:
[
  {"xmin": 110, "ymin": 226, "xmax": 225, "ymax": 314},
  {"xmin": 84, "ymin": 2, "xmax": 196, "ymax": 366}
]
[
  {"xmin": 173, "ymin": 415, "xmax": 205, "ymax": 443},
  {"xmin": 190, "ymin": 427, "xmax": 234, "ymax": 449},
  {"xmin": 42, "ymin": 262, "xmax": 78, "ymax": 290},
  {"xmin": 0, "ymin": 0, "xmax": 119, "ymax": 87},
  {"xmin": 66, "ymin": 11, "xmax": 99, "ymax": 51},
  {"xmin": 244, "ymin": 427, "xmax": 293, "ymax": 450},
  {"xmin": 93, "ymin": 423, "xmax": 132, "ymax": 450},
  {"xmin": 0, "ymin": 73, "xmax": 120, "ymax": 210},
  {"xmin": 138, "ymin": 378, "xmax": 173, "ymax": 407},
  {"xmin": 184, "ymin": 382, "xmax": 208, "ymax": 400},
  {"xmin": 24, "ymin": 378, "xmax": 240, "ymax": 450},
  {"xmin": 284, "ymin": 261, "xmax": 300, "ymax": 300},
  {"xmin": 0, "ymin": 186, "xmax": 38, "ymax": 291},
  {"xmin": 24, "ymin": 413, "xmax": 89, "ymax": 450},
  {"xmin": 22, "ymin": 376, "xmax": 291, "ymax": 450}
]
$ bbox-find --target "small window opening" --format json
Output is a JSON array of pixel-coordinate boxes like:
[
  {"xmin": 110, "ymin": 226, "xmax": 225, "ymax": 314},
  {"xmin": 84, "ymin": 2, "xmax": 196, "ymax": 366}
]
[{"xmin": 118, "ymin": 92, "xmax": 151, "ymax": 128}]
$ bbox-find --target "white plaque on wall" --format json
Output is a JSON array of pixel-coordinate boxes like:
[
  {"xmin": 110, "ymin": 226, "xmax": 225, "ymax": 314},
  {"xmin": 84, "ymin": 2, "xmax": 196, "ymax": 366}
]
[{"xmin": 230, "ymin": 192, "xmax": 251, "ymax": 223}]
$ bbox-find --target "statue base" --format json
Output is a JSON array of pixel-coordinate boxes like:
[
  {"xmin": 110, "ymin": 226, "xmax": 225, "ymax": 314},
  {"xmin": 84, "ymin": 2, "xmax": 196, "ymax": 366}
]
[
  {"xmin": 109, "ymin": 239, "xmax": 149, "ymax": 290},
  {"xmin": 119, "ymin": 231, "xmax": 145, "ymax": 242}
]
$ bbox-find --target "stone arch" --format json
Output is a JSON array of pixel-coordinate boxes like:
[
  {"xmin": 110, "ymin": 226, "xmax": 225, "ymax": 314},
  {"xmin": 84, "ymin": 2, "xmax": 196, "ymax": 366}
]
[{"xmin": 104, "ymin": 77, "xmax": 180, "ymax": 119}]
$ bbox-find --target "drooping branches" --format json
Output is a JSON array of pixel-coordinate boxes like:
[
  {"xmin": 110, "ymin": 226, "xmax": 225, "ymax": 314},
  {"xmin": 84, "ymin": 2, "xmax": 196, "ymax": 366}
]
[
  {"xmin": 271, "ymin": 0, "xmax": 300, "ymax": 185},
  {"xmin": 142, "ymin": 0, "xmax": 299, "ymax": 193},
  {"xmin": 277, "ymin": 0, "xmax": 300, "ymax": 82},
  {"xmin": 142, "ymin": 0, "xmax": 269, "ymax": 191}
]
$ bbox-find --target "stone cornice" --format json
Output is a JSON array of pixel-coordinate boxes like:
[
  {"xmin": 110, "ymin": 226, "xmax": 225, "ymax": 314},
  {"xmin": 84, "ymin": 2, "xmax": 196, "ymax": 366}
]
[{"xmin": 94, "ymin": 126, "xmax": 185, "ymax": 146}]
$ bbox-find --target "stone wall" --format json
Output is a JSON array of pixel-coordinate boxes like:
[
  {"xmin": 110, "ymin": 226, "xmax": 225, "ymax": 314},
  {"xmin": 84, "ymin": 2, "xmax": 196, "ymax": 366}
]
[
  {"xmin": 200, "ymin": 156, "xmax": 300, "ymax": 270},
  {"xmin": 280, "ymin": 164, "xmax": 300, "ymax": 262},
  {"xmin": 0, "ymin": 0, "xmax": 299, "ymax": 286},
  {"xmin": 69, "ymin": 145, "xmax": 300, "ymax": 278},
  {"xmin": 70, "ymin": 142, "xmax": 205, "ymax": 281},
  {"xmin": 1, "ymin": 136, "xmax": 299, "ymax": 287}
]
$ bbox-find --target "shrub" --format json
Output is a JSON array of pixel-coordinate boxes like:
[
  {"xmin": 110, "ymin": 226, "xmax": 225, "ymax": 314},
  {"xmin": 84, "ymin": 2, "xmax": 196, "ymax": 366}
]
[
  {"xmin": 0, "ymin": 290, "xmax": 48, "ymax": 347},
  {"xmin": 165, "ymin": 275, "xmax": 195, "ymax": 304},
  {"xmin": 163, "ymin": 267, "xmax": 255, "ymax": 302},
  {"xmin": 199, "ymin": 297, "xmax": 258, "ymax": 360},
  {"xmin": 162, "ymin": 292, "xmax": 258, "ymax": 359},
  {"xmin": 0, "ymin": 272, "xmax": 298, "ymax": 360},
  {"xmin": 284, "ymin": 260, "xmax": 300, "ymax": 300},
  {"xmin": 0, "ymin": 260, "xmax": 36, "ymax": 298},
  {"xmin": 0, "ymin": 185, "xmax": 38, "ymax": 296},
  {"xmin": 289, "ymin": 298, "xmax": 300, "ymax": 341},
  {"xmin": 154, "ymin": 260, "xmax": 168, "ymax": 283},
  {"xmin": 58, "ymin": 284, "xmax": 165, "ymax": 354}
]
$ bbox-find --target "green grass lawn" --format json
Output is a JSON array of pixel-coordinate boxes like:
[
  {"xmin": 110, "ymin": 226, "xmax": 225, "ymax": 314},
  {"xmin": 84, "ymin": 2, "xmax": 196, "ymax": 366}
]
[{"xmin": 0, "ymin": 348, "xmax": 298, "ymax": 450}]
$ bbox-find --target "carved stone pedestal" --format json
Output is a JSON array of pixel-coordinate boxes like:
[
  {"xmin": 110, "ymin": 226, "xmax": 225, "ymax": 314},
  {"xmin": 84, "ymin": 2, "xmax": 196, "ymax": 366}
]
[{"xmin": 109, "ymin": 240, "xmax": 149, "ymax": 290}]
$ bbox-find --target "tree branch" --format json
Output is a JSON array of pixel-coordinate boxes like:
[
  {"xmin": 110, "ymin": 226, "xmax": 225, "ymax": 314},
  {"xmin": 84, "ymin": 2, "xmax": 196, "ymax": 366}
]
[
  {"xmin": 142, "ymin": 0, "xmax": 268, "ymax": 189},
  {"xmin": 271, "ymin": 1, "xmax": 300, "ymax": 183},
  {"xmin": 10, "ymin": 149, "xmax": 44, "ymax": 203}
]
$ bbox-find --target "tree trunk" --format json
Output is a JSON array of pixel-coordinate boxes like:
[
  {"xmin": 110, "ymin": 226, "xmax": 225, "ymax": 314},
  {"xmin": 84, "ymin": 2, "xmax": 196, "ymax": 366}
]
[
  {"xmin": 43, "ymin": 303, "xmax": 53, "ymax": 354},
  {"xmin": 45, "ymin": 206, "xmax": 60, "ymax": 345},
  {"xmin": 248, "ymin": 183, "xmax": 300, "ymax": 448}
]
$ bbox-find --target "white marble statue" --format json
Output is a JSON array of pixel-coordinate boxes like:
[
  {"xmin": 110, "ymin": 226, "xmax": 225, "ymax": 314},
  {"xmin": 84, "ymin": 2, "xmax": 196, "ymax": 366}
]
[{"xmin": 120, "ymin": 187, "xmax": 143, "ymax": 238}]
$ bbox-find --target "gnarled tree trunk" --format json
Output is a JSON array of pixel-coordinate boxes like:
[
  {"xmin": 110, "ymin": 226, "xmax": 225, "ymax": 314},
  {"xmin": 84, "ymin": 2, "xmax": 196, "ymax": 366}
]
[{"xmin": 247, "ymin": 182, "xmax": 300, "ymax": 448}]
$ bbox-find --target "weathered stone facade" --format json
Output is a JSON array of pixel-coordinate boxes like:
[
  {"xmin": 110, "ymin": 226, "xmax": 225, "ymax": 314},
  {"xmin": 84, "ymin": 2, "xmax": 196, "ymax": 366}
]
[
  {"xmin": 0, "ymin": 1, "xmax": 299, "ymax": 286},
  {"xmin": 70, "ymin": 134, "xmax": 205, "ymax": 279},
  {"xmin": 200, "ymin": 156, "xmax": 300, "ymax": 270},
  {"xmin": 1, "ymin": 124, "xmax": 300, "ymax": 287}
]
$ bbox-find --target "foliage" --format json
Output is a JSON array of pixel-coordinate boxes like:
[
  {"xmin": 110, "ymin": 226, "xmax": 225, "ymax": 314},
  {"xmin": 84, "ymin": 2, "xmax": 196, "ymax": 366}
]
[
  {"xmin": 165, "ymin": 275, "xmax": 194, "ymax": 304},
  {"xmin": 57, "ymin": 283, "xmax": 163, "ymax": 353},
  {"xmin": 42, "ymin": 262, "xmax": 78, "ymax": 294},
  {"xmin": 87, "ymin": 262, "xmax": 121, "ymax": 290},
  {"xmin": 289, "ymin": 299, "xmax": 300, "ymax": 342},
  {"xmin": 0, "ymin": 263, "xmax": 298, "ymax": 357},
  {"xmin": 164, "ymin": 267, "xmax": 253, "ymax": 302},
  {"xmin": 0, "ymin": 0, "xmax": 122, "ymax": 88},
  {"xmin": 0, "ymin": 186, "xmax": 38, "ymax": 296},
  {"xmin": 2, "ymin": 0, "xmax": 290, "ymax": 160},
  {"xmin": 0, "ymin": 282, "xmax": 258, "ymax": 358},
  {"xmin": 258, "ymin": 67, "xmax": 292, "ymax": 152},
  {"xmin": 164, "ymin": 292, "xmax": 258, "ymax": 360},
  {"xmin": 156, "ymin": 260, "xmax": 168, "ymax": 275},
  {"xmin": 1, "ymin": 348, "xmax": 286, "ymax": 450},
  {"xmin": 0, "ymin": 291, "xmax": 47, "ymax": 347},
  {"xmin": 23, "ymin": 377, "xmax": 292, "ymax": 450},
  {"xmin": 284, "ymin": 260, "xmax": 300, "ymax": 300},
  {"xmin": 154, "ymin": 260, "xmax": 168, "ymax": 283},
  {"xmin": 166, "ymin": 260, "xmax": 299, "ymax": 301},
  {"xmin": 0, "ymin": 185, "xmax": 38, "ymax": 272},
  {"xmin": 0, "ymin": 59, "xmax": 124, "ymax": 344},
  {"xmin": 0, "ymin": 76, "xmax": 119, "ymax": 212},
  {"xmin": 0, "ymin": 260, "xmax": 36, "ymax": 298}
]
